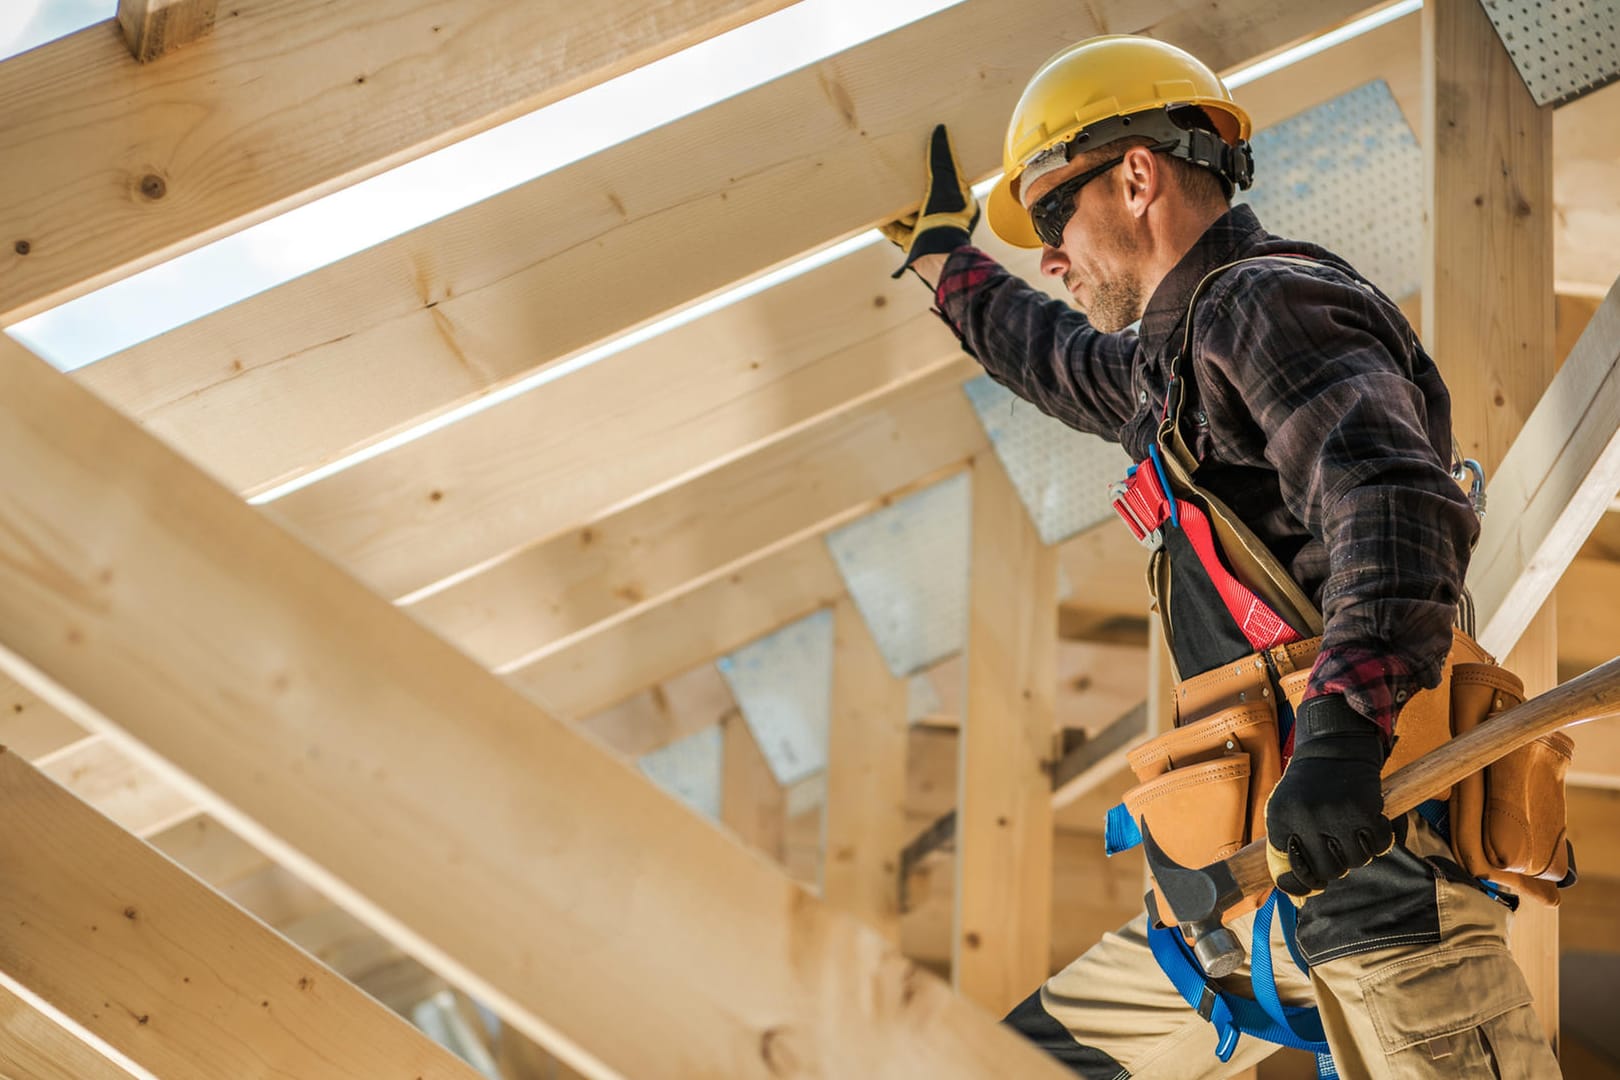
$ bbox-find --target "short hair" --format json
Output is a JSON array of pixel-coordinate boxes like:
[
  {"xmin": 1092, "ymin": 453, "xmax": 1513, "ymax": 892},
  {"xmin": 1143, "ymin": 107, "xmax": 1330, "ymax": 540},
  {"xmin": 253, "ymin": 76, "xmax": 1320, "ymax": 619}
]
[{"xmin": 1074, "ymin": 107, "xmax": 1233, "ymax": 209}]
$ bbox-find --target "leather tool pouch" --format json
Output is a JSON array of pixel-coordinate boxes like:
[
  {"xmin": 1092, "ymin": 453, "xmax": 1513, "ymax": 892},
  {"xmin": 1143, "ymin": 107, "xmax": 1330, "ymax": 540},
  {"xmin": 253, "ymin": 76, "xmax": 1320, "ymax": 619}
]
[
  {"xmin": 1125, "ymin": 670, "xmax": 1282, "ymax": 928},
  {"xmin": 1449, "ymin": 663, "xmax": 1575, "ymax": 907}
]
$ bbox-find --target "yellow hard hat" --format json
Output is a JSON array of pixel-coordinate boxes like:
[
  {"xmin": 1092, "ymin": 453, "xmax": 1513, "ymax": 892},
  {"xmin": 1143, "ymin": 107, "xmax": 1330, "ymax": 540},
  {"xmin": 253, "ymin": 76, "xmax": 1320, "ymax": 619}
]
[{"xmin": 988, "ymin": 35, "xmax": 1253, "ymax": 248}]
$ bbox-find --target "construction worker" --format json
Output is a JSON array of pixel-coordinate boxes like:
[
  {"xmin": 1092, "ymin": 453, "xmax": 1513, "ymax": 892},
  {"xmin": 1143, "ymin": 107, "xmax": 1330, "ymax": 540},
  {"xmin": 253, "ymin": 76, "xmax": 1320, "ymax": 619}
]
[{"xmin": 882, "ymin": 36, "xmax": 1565, "ymax": 1078}]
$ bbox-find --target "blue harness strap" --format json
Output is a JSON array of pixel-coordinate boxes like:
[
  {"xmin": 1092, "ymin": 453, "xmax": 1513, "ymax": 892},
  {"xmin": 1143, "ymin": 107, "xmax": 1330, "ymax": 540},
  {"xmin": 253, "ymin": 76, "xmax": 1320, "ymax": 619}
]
[
  {"xmin": 1144, "ymin": 895, "xmax": 1338, "ymax": 1078},
  {"xmin": 1106, "ymin": 806, "xmax": 1338, "ymax": 1078}
]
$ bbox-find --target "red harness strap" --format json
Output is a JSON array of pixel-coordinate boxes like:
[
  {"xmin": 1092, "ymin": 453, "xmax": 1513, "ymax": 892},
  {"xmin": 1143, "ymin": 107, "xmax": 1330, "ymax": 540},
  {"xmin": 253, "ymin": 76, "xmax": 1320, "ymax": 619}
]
[{"xmin": 1111, "ymin": 452, "xmax": 1301, "ymax": 652}]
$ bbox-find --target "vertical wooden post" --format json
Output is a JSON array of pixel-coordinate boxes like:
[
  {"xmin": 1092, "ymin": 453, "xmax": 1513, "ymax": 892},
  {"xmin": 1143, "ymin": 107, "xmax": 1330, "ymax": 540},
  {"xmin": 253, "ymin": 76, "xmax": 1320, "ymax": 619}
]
[
  {"xmin": 1424, "ymin": 0, "xmax": 1559, "ymax": 1048},
  {"xmin": 720, "ymin": 710, "xmax": 787, "ymax": 863},
  {"xmin": 823, "ymin": 597, "xmax": 910, "ymax": 941},
  {"xmin": 954, "ymin": 455, "xmax": 1058, "ymax": 1013}
]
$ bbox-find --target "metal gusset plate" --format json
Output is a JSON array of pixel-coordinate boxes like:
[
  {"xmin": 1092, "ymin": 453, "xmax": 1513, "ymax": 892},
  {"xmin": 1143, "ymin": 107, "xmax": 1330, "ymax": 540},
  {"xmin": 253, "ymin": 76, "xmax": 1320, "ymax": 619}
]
[
  {"xmin": 1239, "ymin": 79, "xmax": 1423, "ymax": 300},
  {"xmin": 638, "ymin": 726, "xmax": 724, "ymax": 819},
  {"xmin": 825, "ymin": 474, "xmax": 970, "ymax": 678},
  {"xmin": 1479, "ymin": 0, "xmax": 1620, "ymax": 106},
  {"xmin": 963, "ymin": 377, "xmax": 1132, "ymax": 546},
  {"xmin": 716, "ymin": 609, "xmax": 833, "ymax": 785}
]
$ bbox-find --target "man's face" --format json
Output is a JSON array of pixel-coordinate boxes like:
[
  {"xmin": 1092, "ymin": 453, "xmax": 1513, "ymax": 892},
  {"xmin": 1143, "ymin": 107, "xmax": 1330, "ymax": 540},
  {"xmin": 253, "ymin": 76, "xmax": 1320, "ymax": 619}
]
[{"xmin": 1019, "ymin": 149, "xmax": 1148, "ymax": 333}]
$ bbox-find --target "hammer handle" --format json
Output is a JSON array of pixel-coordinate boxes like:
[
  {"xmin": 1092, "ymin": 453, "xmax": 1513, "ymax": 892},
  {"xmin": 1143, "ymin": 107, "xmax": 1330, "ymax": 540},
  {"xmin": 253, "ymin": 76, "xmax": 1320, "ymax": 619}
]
[{"xmin": 1224, "ymin": 654, "xmax": 1620, "ymax": 903}]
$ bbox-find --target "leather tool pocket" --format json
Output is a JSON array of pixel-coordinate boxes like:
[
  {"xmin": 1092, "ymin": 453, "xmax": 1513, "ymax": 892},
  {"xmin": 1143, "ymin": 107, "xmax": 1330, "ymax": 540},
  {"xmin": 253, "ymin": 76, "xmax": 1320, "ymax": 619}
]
[
  {"xmin": 1449, "ymin": 663, "xmax": 1574, "ymax": 905},
  {"xmin": 1125, "ymin": 757, "xmax": 1252, "ymax": 926},
  {"xmin": 1124, "ymin": 700, "xmax": 1282, "ymax": 926}
]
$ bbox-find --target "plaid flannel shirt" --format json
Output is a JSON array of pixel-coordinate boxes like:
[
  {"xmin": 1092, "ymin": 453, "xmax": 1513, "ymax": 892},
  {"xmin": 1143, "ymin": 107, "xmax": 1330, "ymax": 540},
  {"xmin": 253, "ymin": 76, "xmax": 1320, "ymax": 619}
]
[{"xmin": 932, "ymin": 205, "xmax": 1479, "ymax": 738}]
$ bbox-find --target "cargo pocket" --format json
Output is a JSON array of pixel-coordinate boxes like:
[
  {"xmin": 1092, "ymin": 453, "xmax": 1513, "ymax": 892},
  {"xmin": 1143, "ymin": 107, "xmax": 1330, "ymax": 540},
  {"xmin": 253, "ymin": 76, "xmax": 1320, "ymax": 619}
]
[{"xmin": 1359, "ymin": 944, "xmax": 1541, "ymax": 1078}]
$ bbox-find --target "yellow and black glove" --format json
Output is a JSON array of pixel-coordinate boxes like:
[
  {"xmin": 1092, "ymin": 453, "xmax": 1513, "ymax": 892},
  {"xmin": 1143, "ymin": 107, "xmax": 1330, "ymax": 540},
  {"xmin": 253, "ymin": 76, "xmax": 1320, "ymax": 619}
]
[
  {"xmin": 881, "ymin": 124, "xmax": 980, "ymax": 279},
  {"xmin": 1264, "ymin": 694, "xmax": 1395, "ymax": 900}
]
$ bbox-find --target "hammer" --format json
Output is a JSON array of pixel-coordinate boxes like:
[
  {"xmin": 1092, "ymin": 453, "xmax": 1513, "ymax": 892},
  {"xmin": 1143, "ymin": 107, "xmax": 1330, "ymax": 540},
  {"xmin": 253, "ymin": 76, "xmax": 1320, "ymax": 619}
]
[{"xmin": 1141, "ymin": 655, "xmax": 1620, "ymax": 978}]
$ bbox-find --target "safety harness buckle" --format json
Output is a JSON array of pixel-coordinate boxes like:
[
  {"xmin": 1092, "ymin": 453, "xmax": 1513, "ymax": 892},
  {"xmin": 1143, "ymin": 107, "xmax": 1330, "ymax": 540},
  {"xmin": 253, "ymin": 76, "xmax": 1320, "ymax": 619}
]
[
  {"xmin": 1110, "ymin": 478, "xmax": 1164, "ymax": 551},
  {"xmin": 1195, "ymin": 982, "xmax": 1220, "ymax": 1021}
]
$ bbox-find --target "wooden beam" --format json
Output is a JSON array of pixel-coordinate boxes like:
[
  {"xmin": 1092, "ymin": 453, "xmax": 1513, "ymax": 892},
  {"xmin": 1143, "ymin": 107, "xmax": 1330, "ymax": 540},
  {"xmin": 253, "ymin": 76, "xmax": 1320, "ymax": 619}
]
[
  {"xmin": 35, "ymin": 734, "xmax": 195, "ymax": 837},
  {"xmin": 510, "ymin": 535, "xmax": 843, "ymax": 718},
  {"xmin": 1467, "ymin": 277, "xmax": 1620, "ymax": 658},
  {"xmin": 1424, "ymin": 0, "xmax": 1560, "ymax": 1045},
  {"xmin": 823, "ymin": 597, "xmax": 910, "ymax": 940},
  {"xmin": 0, "ymin": 669, "xmax": 85, "ymax": 759},
  {"xmin": 0, "ymin": 983, "xmax": 137, "ymax": 1080},
  {"xmin": 71, "ymin": 0, "xmax": 1373, "ymax": 494},
  {"xmin": 577, "ymin": 663, "xmax": 739, "ymax": 760},
  {"xmin": 0, "ymin": 338, "xmax": 1070, "ymax": 1078},
  {"xmin": 953, "ymin": 454, "xmax": 1058, "ymax": 1013},
  {"xmin": 0, "ymin": 0, "xmax": 796, "ymax": 323},
  {"xmin": 414, "ymin": 359, "xmax": 982, "ymax": 670},
  {"xmin": 721, "ymin": 710, "xmax": 786, "ymax": 863},
  {"xmin": 268, "ymin": 290, "xmax": 959, "ymax": 599},
  {"xmin": 903, "ymin": 828, "xmax": 1143, "ymax": 980},
  {"xmin": 0, "ymin": 749, "xmax": 479, "ymax": 1079},
  {"xmin": 116, "ymin": 0, "xmax": 218, "ymax": 62}
]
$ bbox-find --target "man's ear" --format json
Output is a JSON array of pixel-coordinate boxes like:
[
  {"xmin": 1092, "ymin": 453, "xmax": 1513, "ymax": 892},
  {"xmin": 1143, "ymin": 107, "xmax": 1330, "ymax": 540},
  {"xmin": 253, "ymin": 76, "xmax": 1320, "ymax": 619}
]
[{"xmin": 1120, "ymin": 146, "xmax": 1160, "ymax": 218}]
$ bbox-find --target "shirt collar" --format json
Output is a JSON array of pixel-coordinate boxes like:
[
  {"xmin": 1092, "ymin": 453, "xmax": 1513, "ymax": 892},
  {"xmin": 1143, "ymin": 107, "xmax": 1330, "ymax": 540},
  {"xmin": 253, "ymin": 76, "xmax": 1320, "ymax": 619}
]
[{"xmin": 1135, "ymin": 204, "xmax": 1267, "ymax": 361}]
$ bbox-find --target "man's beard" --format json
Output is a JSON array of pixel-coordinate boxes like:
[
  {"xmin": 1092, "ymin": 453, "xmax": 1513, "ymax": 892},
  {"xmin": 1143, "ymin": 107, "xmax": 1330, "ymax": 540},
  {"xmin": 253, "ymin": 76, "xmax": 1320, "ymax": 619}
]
[
  {"xmin": 1066, "ymin": 269, "xmax": 1144, "ymax": 334},
  {"xmin": 1064, "ymin": 217, "xmax": 1144, "ymax": 333}
]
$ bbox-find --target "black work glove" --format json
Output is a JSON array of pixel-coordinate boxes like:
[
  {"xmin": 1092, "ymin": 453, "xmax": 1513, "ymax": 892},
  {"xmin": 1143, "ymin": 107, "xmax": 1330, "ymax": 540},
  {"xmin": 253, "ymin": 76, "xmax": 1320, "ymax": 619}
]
[
  {"xmin": 1264, "ymin": 694, "xmax": 1395, "ymax": 898},
  {"xmin": 879, "ymin": 124, "xmax": 980, "ymax": 279}
]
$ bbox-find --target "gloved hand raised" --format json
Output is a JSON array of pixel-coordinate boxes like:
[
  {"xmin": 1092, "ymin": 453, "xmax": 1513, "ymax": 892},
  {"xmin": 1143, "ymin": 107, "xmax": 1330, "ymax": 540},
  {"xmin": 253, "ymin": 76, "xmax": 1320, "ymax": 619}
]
[
  {"xmin": 1265, "ymin": 694, "xmax": 1395, "ymax": 898},
  {"xmin": 880, "ymin": 124, "xmax": 980, "ymax": 279}
]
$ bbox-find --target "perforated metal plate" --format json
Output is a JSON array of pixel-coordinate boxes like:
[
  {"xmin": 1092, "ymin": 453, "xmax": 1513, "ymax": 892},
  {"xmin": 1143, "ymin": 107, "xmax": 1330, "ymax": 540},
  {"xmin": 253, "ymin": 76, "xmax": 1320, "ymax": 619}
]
[
  {"xmin": 825, "ymin": 474, "xmax": 970, "ymax": 678},
  {"xmin": 1238, "ymin": 80, "xmax": 1423, "ymax": 300},
  {"xmin": 1480, "ymin": 0, "xmax": 1620, "ymax": 106},
  {"xmin": 638, "ymin": 726, "xmax": 724, "ymax": 820},
  {"xmin": 716, "ymin": 609, "xmax": 833, "ymax": 786},
  {"xmin": 963, "ymin": 377, "xmax": 1133, "ymax": 546}
]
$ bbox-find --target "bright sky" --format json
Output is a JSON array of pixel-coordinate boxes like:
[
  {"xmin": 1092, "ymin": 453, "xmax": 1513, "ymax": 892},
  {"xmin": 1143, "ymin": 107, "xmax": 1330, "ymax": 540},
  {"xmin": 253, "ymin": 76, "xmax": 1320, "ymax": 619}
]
[{"xmin": 2, "ymin": 0, "xmax": 969, "ymax": 371}]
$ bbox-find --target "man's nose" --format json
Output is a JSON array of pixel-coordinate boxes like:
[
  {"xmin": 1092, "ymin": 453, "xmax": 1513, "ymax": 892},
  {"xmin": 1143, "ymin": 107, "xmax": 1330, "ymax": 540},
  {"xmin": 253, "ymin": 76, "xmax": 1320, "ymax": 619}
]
[{"xmin": 1039, "ymin": 244, "xmax": 1069, "ymax": 279}]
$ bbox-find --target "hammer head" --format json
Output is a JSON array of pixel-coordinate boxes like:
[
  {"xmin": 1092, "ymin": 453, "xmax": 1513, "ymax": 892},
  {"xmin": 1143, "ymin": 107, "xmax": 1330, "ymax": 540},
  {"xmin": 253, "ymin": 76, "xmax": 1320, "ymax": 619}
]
[{"xmin": 1140, "ymin": 820, "xmax": 1249, "ymax": 977}]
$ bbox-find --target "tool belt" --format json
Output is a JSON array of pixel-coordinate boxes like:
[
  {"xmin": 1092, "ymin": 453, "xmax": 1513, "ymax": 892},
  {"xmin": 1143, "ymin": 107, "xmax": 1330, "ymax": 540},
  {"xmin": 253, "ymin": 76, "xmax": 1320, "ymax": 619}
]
[{"xmin": 1112, "ymin": 254, "xmax": 1576, "ymax": 930}]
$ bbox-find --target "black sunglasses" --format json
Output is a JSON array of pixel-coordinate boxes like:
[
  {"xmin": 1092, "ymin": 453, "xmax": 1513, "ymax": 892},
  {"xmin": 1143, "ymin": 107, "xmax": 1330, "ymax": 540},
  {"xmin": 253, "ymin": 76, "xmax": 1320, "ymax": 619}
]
[{"xmin": 1027, "ymin": 139, "xmax": 1178, "ymax": 247}]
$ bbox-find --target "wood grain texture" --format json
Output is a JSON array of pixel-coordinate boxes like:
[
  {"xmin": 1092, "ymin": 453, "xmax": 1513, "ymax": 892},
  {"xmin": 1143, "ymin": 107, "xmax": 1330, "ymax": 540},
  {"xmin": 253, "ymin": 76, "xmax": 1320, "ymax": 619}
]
[
  {"xmin": 1468, "ymin": 278, "xmax": 1620, "ymax": 658},
  {"xmin": 512, "ymin": 537, "xmax": 843, "ymax": 719},
  {"xmin": 411, "ymin": 359, "xmax": 982, "ymax": 671},
  {"xmin": 117, "ymin": 0, "xmax": 218, "ymax": 62},
  {"xmin": 72, "ymin": 0, "xmax": 1372, "ymax": 495},
  {"xmin": 0, "ymin": 983, "xmax": 137, "ymax": 1080},
  {"xmin": 267, "ymin": 255, "xmax": 959, "ymax": 596},
  {"xmin": 0, "ymin": 750, "xmax": 479, "ymax": 1079},
  {"xmin": 0, "ymin": 335, "xmax": 1072, "ymax": 1079},
  {"xmin": 722, "ymin": 709, "xmax": 787, "ymax": 864},
  {"xmin": 953, "ymin": 454, "xmax": 1058, "ymax": 1014},
  {"xmin": 35, "ymin": 735, "xmax": 195, "ymax": 837},
  {"xmin": 823, "ymin": 597, "xmax": 909, "ymax": 941},
  {"xmin": 0, "ymin": 0, "xmax": 796, "ymax": 321},
  {"xmin": 1425, "ymin": 0, "xmax": 1560, "ymax": 1043}
]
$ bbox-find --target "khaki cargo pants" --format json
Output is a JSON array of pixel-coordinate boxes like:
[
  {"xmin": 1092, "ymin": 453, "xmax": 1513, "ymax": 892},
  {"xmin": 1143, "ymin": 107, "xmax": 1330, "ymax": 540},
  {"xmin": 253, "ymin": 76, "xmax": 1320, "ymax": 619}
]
[{"xmin": 1005, "ymin": 816, "xmax": 1560, "ymax": 1078}]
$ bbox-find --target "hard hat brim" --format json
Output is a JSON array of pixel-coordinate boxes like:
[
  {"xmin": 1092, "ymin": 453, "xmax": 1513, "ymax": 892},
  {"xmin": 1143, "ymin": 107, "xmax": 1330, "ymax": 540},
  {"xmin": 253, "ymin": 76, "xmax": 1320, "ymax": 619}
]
[{"xmin": 988, "ymin": 174, "xmax": 1042, "ymax": 250}]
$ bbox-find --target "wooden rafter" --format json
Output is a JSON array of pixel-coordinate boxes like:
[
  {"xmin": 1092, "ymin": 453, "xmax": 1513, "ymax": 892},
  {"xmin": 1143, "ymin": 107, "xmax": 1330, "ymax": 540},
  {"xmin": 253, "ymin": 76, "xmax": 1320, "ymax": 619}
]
[
  {"xmin": 116, "ymin": 0, "xmax": 218, "ymax": 62},
  {"xmin": 72, "ymin": 0, "xmax": 1373, "ymax": 496},
  {"xmin": 1468, "ymin": 277, "xmax": 1620, "ymax": 659},
  {"xmin": 417, "ymin": 359, "xmax": 982, "ymax": 669},
  {"xmin": 0, "ymin": 335, "xmax": 1072, "ymax": 1079},
  {"xmin": 0, "ymin": 0, "xmax": 797, "ymax": 323},
  {"xmin": 0, "ymin": 749, "xmax": 479, "ymax": 1078}
]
